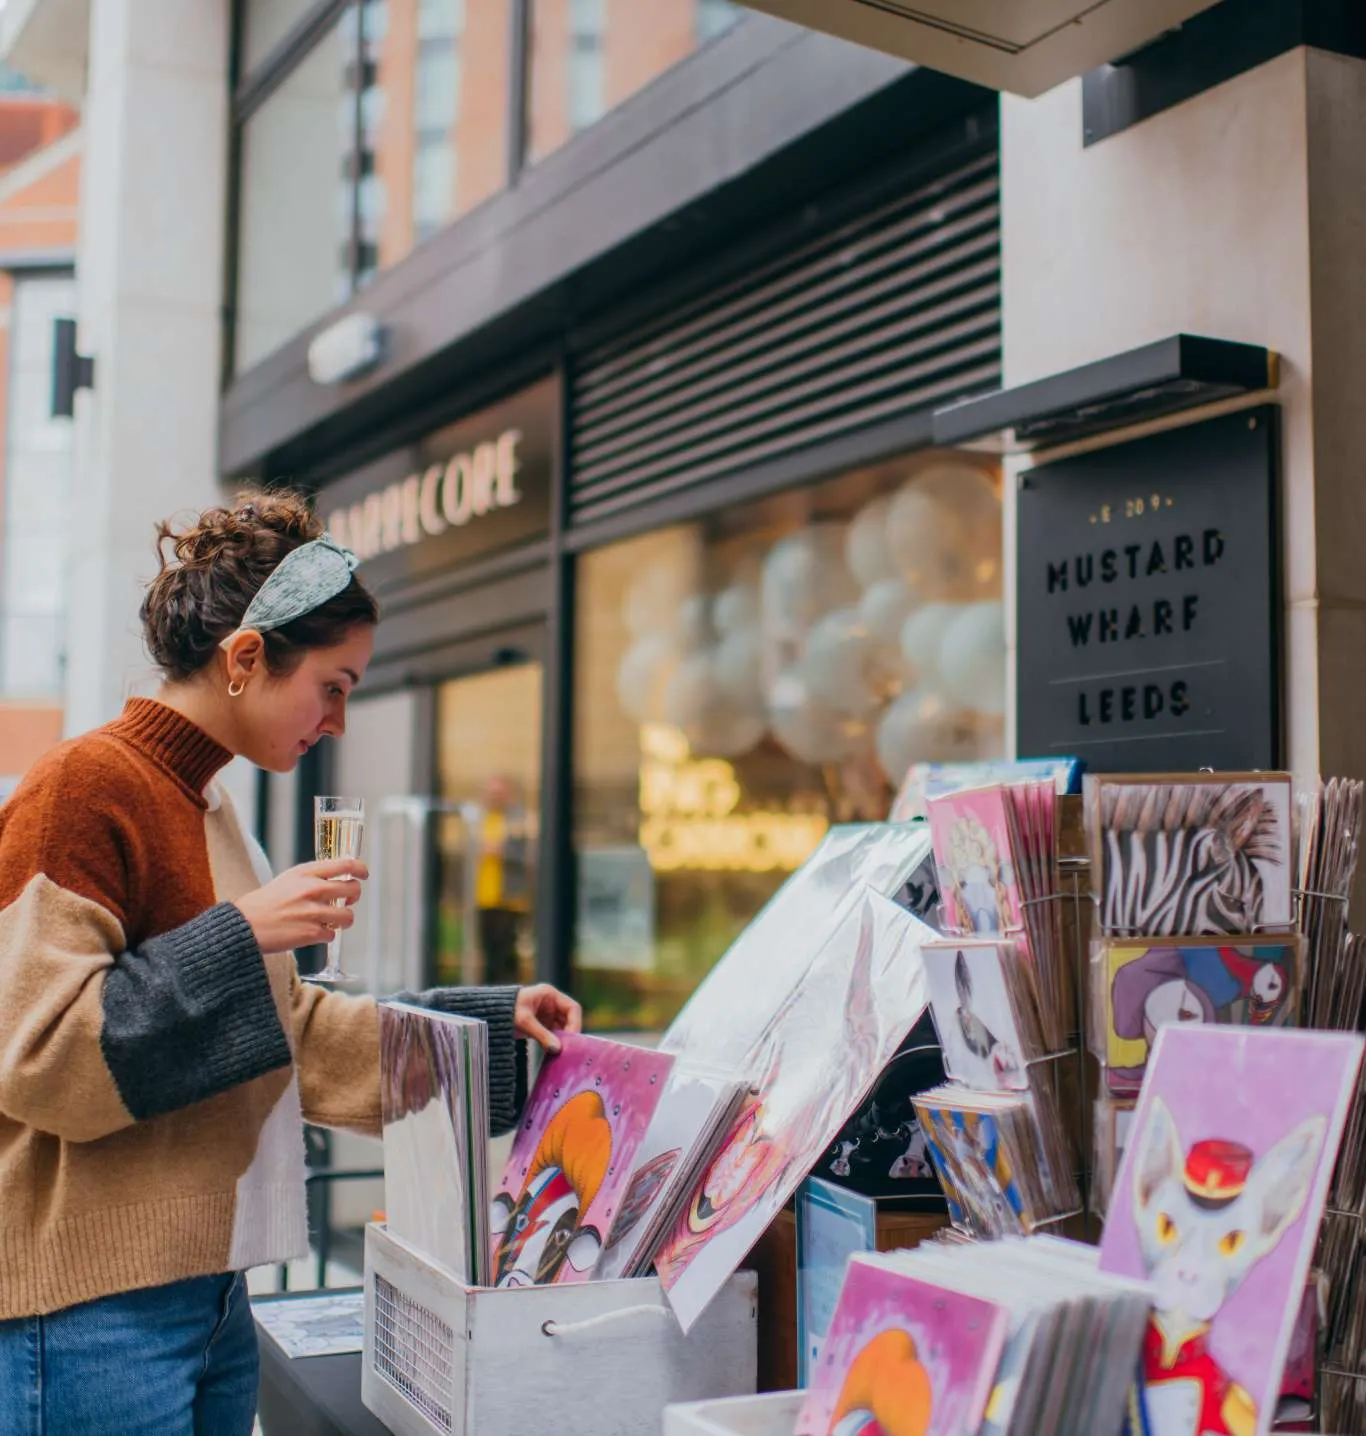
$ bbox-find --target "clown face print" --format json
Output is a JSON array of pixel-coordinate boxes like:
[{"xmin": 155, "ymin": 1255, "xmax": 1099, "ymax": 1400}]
[
  {"xmin": 489, "ymin": 1034, "xmax": 674, "ymax": 1287},
  {"xmin": 1100, "ymin": 938, "xmax": 1302, "ymax": 1095}
]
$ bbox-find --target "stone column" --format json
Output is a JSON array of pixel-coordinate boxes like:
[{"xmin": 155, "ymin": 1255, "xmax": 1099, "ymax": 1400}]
[
  {"xmin": 999, "ymin": 50, "xmax": 1318, "ymax": 776},
  {"xmin": 64, "ymin": 0, "xmax": 231, "ymax": 737}
]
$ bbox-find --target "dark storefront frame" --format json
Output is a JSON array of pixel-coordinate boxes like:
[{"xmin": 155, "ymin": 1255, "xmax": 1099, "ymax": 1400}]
[{"xmin": 222, "ymin": 10, "xmax": 1003, "ymax": 998}]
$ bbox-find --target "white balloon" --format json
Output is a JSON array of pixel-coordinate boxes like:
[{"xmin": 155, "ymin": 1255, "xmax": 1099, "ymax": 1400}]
[
  {"xmin": 624, "ymin": 566, "xmax": 688, "ymax": 637},
  {"xmin": 844, "ymin": 496, "xmax": 897, "ymax": 590},
  {"xmin": 768, "ymin": 669, "xmax": 858, "ymax": 765},
  {"xmin": 760, "ymin": 525, "xmax": 858, "ymax": 636},
  {"xmin": 887, "ymin": 467, "xmax": 1004, "ymax": 602},
  {"xmin": 900, "ymin": 603, "xmax": 958, "ymax": 687},
  {"xmin": 859, "ymin": 578, "xmax": 917, "ymax": 655},
  {"xmin": 713, "ymin": 584, "xmax": 758, "ymax": 637},
  {"xmin": 615, "ymin": 635, "xmax": 676, "ymax": 722},
  {"xmin": 885, "ymin": 487, "xmax": 950, "ymax": 594},
  {"xmin": 712, "ymin": 627, "xmax": 764, "ymax": 707},
  {"xmin": 664, "ymin": 651, "xmax": 719, "ymax": 733},
  {"xmin": 699, "ymin": 703, "xmax": 767, "ymax": 759},
  {"xmin": 675, "ymin": 594, "xmax": 711, "ymax": 653},
  {"xmin": 802, "ymin": 607, "xmax": 877, "ymax": 717},
  {"xmin": 939, "ymin": 601, "xmax": 1007, "ymax": 716},
  {"xmin": 913, "ymin": 464, "xmax": 1001, "ymax": 539},
  {"xmin": 875, "ymin": 687, "xmax": 982, "ymax": 784}
]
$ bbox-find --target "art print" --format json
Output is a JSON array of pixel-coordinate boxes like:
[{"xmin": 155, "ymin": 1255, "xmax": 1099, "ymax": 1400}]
[
  {"xmin": 1089, "ymin": 775, "xmax": 1294, "ymax": 937},
  {"xmin": 796, "ymin": 1256, "xmax": 1009, "ymax": 1436},
  {"xmin": 1102, "ymin": 938, "xmax": 1301, "ymax": 1094},
  {"xmin": 662, "ymin": 824, "xmax": 935, "ymax": 1074},
  {"xmin": 489, "ymin": 1033, "xmax": 673, "ymax": 1287},
  {"xmin": 891, "ymin": 758, "xmax": 1082, "ymax": 823},
  {"xmin": 253, "ymin": 1291, "xmax": 365, "ymax": 1360},
  {"xmin": 817, "ymin": 1021, "xmax": 946, "ymax": 1202},
  {"xmin": 796, "ymin": 1178, "xmax": 878, "ymax": 1387},
  {"xmin": 923, "ymin": 941, "xmax": 1030, "ymax": 1091},
  {"xmin": 655, "ymin": 890, "xmax": 931, "ymax": 1332},
  {"xmin": 596, "ymin": 1064, "xmax": 745, "ymax": 1282},
  {"xmin": 1100, "ymin": 1026, "xmax": 1363, "ymax": 1436},
  {"xmin": 927, "ymin": 787, "xmax": 1022, "ymax": 938},
  {"xmin": 916, "ymin": 1102, "xmax": 1027, "ymax": 1237},
  {"xmin": 379, "ymin": 1003, "xmax": 482, "ymax": 1281}
]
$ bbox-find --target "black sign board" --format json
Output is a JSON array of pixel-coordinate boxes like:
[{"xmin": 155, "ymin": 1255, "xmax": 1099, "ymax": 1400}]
[
  {"xmin": 1016, "ymin": 406, "xmax": 1279, "ymax": 773},
  {"xmin": 319, "ymin": 376, "xmax": 557, "ymax": 597}
]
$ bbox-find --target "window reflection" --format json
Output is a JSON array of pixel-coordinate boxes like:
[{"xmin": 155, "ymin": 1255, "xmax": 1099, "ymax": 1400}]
[
  {"xmin": 526, "ymin": 0, "xmax": 742, "ymax": 165},
  {"xmin": 572, "ymin": 454, "xmax": 1005, "ymax": 1030},
  {"xmin": 235, "ymin": 7, "xmax": 357, "ymax": 373},
  {"xmin": 359, "ymin": 0, "xmax": 510, "ymax": 284},
  {"xmin": 242, "ymin": 0, "xmax": 323, "ymax": 75},
  {"xmin": 232, "ymin": 0, "xmax": 748, "ymax": 374}
]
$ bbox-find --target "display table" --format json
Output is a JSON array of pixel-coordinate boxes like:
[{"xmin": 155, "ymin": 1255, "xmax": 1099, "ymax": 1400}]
[{"xmin": 254, "ymin": 1290, "xmax": 389, "ymax": 1436}]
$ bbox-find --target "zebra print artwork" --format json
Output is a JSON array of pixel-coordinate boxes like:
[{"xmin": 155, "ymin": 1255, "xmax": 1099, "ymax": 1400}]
[{"xmin": 1092, "ymin": 776, "xmax": 1294, "ymax": 937}]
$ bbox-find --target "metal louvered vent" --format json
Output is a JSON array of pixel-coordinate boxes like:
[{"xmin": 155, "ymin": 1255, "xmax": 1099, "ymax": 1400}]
[{"xmin": 568, "ymin": 147, "xmax": 1001, "ymax": 527}]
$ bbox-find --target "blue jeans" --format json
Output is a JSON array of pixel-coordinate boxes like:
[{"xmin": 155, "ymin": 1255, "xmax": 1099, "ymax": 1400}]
[{"xmin": 0, "ymin": 1272, "xmax": 258, "ymax": 1436}]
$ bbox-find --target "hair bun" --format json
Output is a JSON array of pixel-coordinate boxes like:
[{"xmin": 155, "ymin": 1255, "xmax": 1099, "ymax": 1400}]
[
  {"xmin": 141, "ymin": 487, "xmax": 373, "ymax": 682},
  {"xmin": 164, "ymin": 492, "xmax": 321, "ymax": 572}
]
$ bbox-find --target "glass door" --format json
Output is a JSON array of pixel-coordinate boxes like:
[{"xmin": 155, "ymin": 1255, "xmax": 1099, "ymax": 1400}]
[{"xmin": 432, "ymin": 662, "xmax": 544, "ymax": 987}]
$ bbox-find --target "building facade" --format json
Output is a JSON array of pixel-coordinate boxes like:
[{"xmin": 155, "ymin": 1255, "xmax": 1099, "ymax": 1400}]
[
  {"xmin": 5, "ymin": 0, "xmax": 1366, "ymax": 1033},
  {"xmin": 0, "ymin": 73, "xmax": 79, "ymax": 784}
]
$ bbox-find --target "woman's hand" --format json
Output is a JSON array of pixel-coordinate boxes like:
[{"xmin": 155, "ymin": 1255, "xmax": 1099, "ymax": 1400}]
[
  {"xmin": 514, "ymin": 984, "xmax": 583, "ymax": 1054},
  {"xmin": 233, "ymin": 859, "xmax": 368, "ymax": 954}
]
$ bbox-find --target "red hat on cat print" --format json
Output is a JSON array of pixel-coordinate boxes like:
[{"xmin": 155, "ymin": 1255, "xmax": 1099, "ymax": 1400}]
[{"xmin": 1184, "ymin": 1139, "xmax": 1254, "ymax": 1208}]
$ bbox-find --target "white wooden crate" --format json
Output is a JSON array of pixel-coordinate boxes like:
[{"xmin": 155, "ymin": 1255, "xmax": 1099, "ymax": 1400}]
[
  {"xmin": 361, "ymin": 1223, "xmax": 758, "ymax": 1436},
  {"xmin": 664, "ymin": 1392, "xmax": 801, "ymax": 1435}
]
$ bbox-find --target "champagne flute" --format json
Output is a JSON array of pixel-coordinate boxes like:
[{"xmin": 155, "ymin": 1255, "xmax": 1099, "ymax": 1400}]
[{"xmin": 309, "ymin": 796, "xmax": 365, "ymax": 984}]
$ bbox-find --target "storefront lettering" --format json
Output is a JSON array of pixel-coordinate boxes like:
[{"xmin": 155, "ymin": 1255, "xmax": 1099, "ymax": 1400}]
[
  {"xmin": 1046, "ymin": 529, "xmax": 1224, "ymax": 593},
  {"xmin": 1065, "ymin": 595, "xmax": 1200, "ymax": 646},
  {"xmin": 1016, "ymin": 411, "xmax": 1276, "ymax": 770},
  {"xmin": 1078, "ymin": 680, "xmax": 1191, "ymax": 727},
  {"xmin": 327, "ymin": 429, "xmax": 523, "ymax": 561},
  {"xmin": 637, "ymin": 723, "xmax": 828, "ymax": 874},
  {"xmin": 1045, "ymin": 528, "xmax": 1225, "ymax": 730}
]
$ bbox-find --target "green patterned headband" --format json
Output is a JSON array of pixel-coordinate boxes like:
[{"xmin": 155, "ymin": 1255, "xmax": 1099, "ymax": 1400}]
[{"xmin": 232, "ymin": 532, "xmax": 360, "ymax": 637}]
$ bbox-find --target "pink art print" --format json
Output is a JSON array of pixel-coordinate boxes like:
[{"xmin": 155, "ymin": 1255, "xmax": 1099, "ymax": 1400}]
[
  {"xmin": 926, "ymin": 787, "xmax": 1022, "ymax": 940},
  {"xmin": 796, "ymin": 1257, "xmax": 1008, "ymax": 1436},
  {"xmin": 489, "ymin": 1033, "xmax": 673, "ymax": 1287},
  {"xmin": 1100, "ymin": 1025, "xmax": 1362, "ymax": 1436}
]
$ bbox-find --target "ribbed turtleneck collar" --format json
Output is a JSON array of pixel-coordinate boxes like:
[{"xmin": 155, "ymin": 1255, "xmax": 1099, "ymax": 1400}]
[{"xmin": 106, "ymin": 698, "xmax": 234, "ymax": 803}]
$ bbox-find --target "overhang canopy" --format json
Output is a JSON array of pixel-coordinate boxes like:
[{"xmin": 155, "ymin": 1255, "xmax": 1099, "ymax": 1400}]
[
  {"xmin": 0, "ymin": 0, "xmax": 90, "ymax": 108},
  {"xmin": 733, "ymin": 0, "xmax": 1226, "ymax": 97}
]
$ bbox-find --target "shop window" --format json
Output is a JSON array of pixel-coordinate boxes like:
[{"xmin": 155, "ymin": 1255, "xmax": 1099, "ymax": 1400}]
[
  {"xmin": 572, "ymin": 454, "xmax": 1006, "ymax": 1031},
  {"xmin": 234, "ymin": 8, "xmax": 358, "ymax": 373},
  {"xmin": 363, "ymin": 0, "xmax": 509, "ymax": 276},
  {"xmin": 241, "ymin": 0, "xmax": 325, "ymax": 76},
  {"xmin": 525, "ymin": 0, "xmax": 744, "ymax": 166},
  {"xmin": 566, "ymin": 0, "xmax": 606, "ymax": 132},
  {"xmin": 0, "ymin": 275, "xmax": 76, "ymax": 698}
]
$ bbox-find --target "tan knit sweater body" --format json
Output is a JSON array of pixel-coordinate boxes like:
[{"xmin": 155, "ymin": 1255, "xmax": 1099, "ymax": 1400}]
[{"xmin": 0, "ymin": 699, "xmax": 525, "ymax": 1319}]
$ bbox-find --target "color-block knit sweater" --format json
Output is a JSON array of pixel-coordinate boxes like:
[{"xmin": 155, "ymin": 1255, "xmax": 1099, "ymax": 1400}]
[{"xmin": 0, "ymin": 698, "xmax": 527, "ymax": 1320}]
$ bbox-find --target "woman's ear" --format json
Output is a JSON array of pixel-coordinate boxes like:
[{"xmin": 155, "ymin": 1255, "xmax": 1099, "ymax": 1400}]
[{"xmin": 220, "ymin": 628, "xmax": 267, "ymax": 690}]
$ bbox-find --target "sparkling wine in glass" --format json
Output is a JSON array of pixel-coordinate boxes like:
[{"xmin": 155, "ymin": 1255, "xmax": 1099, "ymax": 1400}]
[{"xmin": 309, "ymin": 796, "xmax": 365, "ymax": 984}]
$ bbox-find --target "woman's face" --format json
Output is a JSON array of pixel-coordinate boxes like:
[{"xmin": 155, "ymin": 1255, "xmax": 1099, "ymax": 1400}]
[{"xmin": 237, "ymin": 624, "xmax": 375, "ymax": 773}]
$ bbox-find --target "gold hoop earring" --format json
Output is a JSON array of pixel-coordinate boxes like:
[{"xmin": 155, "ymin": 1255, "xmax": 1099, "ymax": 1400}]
[{"xmin": 227, "ymin": 680, "xmax": 245, "ymax": 698}]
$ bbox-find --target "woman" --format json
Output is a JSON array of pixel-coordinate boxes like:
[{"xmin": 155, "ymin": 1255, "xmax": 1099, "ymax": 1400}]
[{"xmin": 0, "ymin": 493, "xmax": 580, "ymax": 1435}]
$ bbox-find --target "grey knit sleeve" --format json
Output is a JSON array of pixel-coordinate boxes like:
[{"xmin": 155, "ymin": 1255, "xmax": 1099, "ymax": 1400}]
[{"xmin": 395, "ymin": 984, "xmax": 529, "ymax": 1135}]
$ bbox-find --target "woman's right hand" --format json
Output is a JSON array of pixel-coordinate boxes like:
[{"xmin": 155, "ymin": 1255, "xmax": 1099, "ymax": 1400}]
[{"xmin": 233, "ymin": 860, "xmax": 368, "ymax": 954}]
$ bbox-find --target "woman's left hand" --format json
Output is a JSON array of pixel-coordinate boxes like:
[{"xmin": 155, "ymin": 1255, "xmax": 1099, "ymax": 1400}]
[{"xmin": 514, "ymin": 984, "xmax": 583, "ymax": 1054}]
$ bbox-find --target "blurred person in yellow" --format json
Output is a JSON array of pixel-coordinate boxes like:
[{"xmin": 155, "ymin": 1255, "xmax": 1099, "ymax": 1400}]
[{"xmin": 476, "ymin": 773, "xmax": 531, "ymax": 985}]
